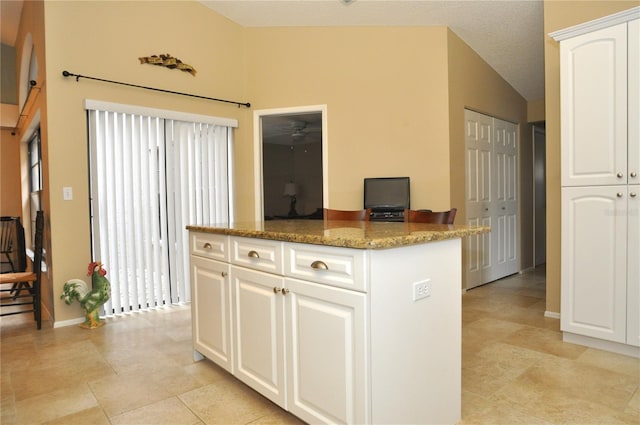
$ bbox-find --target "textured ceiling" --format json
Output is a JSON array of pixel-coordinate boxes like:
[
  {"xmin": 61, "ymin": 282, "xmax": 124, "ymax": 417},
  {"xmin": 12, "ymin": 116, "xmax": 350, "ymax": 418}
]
[{"xmin": 200, "ymin": 0, "xmax": 545, "ymax": 101}]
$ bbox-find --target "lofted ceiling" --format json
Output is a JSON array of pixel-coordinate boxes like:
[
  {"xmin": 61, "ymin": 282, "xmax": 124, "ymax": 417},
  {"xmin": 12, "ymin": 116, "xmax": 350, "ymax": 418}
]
[
  {"xmin": 200, "ymin": 0, "xmax": 545, "ymax": 102},
  {"xmin": 2, "ymin": 1, "xmax": 544, "ymax": 101}
]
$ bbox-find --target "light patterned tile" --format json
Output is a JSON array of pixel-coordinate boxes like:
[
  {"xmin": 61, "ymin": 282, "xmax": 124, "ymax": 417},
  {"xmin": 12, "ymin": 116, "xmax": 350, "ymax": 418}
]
[
  {"xmin": 42, "ymin": 406, "xmax": 111, "ymax": 425},
  {"xmin": 14, "ymin": 384, "xmax": 98, "ymax": 424},
  {"xmin": 501, "ymin": 325, "xmax": 589, "ymax": 359},
  {"xmin": 576, "ymin": 348, "xmax": 640, "ymax": 378},
  {"xmin": 109, "ymin": 396, "xmax": 202, "ymax": 425},
  {"xmin": 179, "ymin": 380, "xmax": 275, "ymax": 425}
]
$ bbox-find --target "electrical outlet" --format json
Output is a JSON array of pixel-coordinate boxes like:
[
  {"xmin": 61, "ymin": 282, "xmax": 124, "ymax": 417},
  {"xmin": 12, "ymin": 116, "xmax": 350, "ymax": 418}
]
[
  {"xmin": 63, "ymin": 186, "xmax": 73, "ymax": 201},
  {"xmin": 413, "ymin": 279, "xmax": 431, "ymax": 301}
]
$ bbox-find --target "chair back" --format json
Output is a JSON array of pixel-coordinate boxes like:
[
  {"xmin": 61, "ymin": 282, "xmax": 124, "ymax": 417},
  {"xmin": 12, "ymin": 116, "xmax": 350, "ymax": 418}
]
[
  {"xmin": 33, "ymin": 211, "xmax": 45, "ymax": 278},
  {"xmin": 1, "ymin": 217, "xmax": 16, "ymax": 253},
  {"xmin": 1, "ymin": 216, "xmax": 27, "ymax": 272},
  {"xmin": 404, "ymin": 208, "xmax": 457, "ymax": 224},
  {"xmin": 323, "ymin": 208, "xmax": 371, "ymax": 221}
]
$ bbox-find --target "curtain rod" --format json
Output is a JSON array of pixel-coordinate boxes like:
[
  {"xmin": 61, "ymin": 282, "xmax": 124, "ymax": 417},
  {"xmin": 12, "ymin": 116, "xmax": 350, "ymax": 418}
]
[{"xmin": 62, "ymin": 70, "xmax": 251, "ymax": 108}]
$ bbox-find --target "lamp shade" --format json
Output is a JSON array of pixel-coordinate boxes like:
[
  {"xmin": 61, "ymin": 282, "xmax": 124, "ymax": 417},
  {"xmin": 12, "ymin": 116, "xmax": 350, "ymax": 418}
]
[{"xmin": 283, "ymin": 182, "xmax": 297, "ymax": 196}]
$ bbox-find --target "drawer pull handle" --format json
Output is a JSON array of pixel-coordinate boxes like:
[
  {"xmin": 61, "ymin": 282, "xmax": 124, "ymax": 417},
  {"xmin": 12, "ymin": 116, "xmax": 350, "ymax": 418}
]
[
  {"xmin": 281, "ymin": 288, "xmax": 290, "ymax": 295},
  {"xmin": 273, "ymin": 287, "xmax": 280, "ymax": 293},
  {"xmin": 311, "ymin": 260, "xmax": 328, "ymax": 270},
  {"xmin": 203, "ymin": 242, "xmax": 212, "ymax": 249},
  {"xmin": 248, "ymin": 250, "xmax": 260, "ymax": 259}
]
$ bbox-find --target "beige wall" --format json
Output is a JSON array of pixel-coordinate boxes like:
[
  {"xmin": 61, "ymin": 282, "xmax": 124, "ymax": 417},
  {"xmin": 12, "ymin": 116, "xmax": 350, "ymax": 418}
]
[
  {"xmin": 543, "ymin": 0, "xmax": 638, "ymax": 314},
  {"xmin": 244, "ymin": 26, "xmax": 452, "ymax": 215},
  {"xmin": 528, "ymin": 98, "xmax": 546, "ymax": 123},
  {"xmin": 40, "ymin": 0, "xmax": 246, "ymax": 322},
  {"xmin": 0, "ymin": 129, "xmax": 21, "ymax": 216},
  {"xmin": 23, "ymin": 1, "xmax": 542, "ymax": 323}
]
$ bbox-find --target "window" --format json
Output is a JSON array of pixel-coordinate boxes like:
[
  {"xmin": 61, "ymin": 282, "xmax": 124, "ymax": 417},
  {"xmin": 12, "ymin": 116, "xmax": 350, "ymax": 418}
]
[
  {"xmin": 86, "ymin": 101, "xmax": 236, "ymax": 315},
  {"xmin": 28, "ymin": 128, "xmax": 42, "ymax": 235}
]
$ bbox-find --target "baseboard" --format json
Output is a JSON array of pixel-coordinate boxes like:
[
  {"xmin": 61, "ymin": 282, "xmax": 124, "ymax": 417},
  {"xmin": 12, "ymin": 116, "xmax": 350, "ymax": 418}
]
[
  {"xmin": 563, "ymin": 332, "xmax": 640, "ymax": 358},
  {"xmin": 544, "ymin": 310, "xmax": 560, "ymax": 319},
  {"xmin": 53, "ymin": 316, "xmax": 85, "ymax": 328}
]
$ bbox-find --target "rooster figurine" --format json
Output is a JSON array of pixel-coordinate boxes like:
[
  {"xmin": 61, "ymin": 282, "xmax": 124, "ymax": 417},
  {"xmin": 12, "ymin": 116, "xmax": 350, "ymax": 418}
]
[{"xmin": 61, "ymin": 261, "xmax": 111, "ymax": 328}]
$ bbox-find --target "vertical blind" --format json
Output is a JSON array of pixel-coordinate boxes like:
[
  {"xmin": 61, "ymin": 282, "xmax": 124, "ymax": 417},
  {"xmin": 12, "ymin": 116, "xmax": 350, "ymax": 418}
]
[{"xmin": 86, "ymin": 101, "xmax": 236, "ymax": 315}]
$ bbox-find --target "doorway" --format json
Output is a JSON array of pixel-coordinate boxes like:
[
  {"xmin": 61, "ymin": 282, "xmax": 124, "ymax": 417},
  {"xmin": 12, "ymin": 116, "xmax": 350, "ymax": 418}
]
[
  {"xmin": 253, "ymin": 106, "xmax": 328, "ymax": 221},
  {"xmin": 533, "ymin": 124, "xmax": 546, "ymax": 266}
]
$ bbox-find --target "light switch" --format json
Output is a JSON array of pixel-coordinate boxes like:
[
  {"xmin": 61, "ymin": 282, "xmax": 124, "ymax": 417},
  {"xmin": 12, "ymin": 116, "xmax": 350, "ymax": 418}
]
[{"xmin": 63, "ymin": 187, "xmax": 73, "ymax": 201}]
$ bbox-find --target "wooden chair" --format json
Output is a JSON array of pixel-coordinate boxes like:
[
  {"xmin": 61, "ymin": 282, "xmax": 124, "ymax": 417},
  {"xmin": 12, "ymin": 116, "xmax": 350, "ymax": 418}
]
[
  {"xmin": 323, "ymin": 208, "xmax": 371, "ymax": 221},
  {"xmin": 404, "ymin": 208, "xmax": 457, "ymax": 224},
  {"xmin": 0, "ymin": 211, "xmax": 44, "ymax": 329},
  {"xmin": 1, "ymin": 216, "xmax": 25, "ymax": 272}
]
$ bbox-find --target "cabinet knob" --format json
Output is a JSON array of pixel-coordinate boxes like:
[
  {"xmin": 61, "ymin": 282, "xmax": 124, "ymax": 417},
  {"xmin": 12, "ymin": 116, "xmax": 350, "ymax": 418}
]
[
  {"xmin": 203, "ymin": 242, "xmax": 212, "ymax": 249},
  {"xmin": 281, "ymin": 288, "xmax": 290, "ymax": 295},
  {"xmin": 631, "ymin": 192, "xmax": 638, "ymax": 198},
  {"xmin": 273, "ymin": 286, "xmax": 280, "ymax": 293},
  {"xmin": 617, "ymin": 172, "xmax": 624, "ymax": 178},
  {"xmin": 631, "ymin": 172, "xmax": 638, "ymax": 178},
  {"xmin": 248, "ymin": 250, "xmax": 260, "ymax": 259},
  {"xmin": 617, "ymin": 192, "xmax": 624, "ymax": 198},
  {"xmin": 310, "ymin": 260, "xmax": 329, "ymax": 270},
  {"xmin": 221, "ymin": 272, "xmax": 227, "ymax": 277}
]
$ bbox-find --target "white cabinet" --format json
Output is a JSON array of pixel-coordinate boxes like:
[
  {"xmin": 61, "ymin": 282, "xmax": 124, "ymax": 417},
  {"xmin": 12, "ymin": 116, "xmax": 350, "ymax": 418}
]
[
  {"xmin": 554, "ymin": 9, "xmax": 640, "ymax": 354},
  {"xmin": 231, "ymin": 265, "xmax": 286, "ymax": 406},
  {"xmin": 284, "ymin": 277, "xmax": 366, "ymax": 425},
  {"xmin": 189, "ymin": 234, "xmax": 233, "ymax": 371},
  {"xmin": 627, "ymin": 185, "xmax": 640, "ymax": 347},
  {"xmin": 190, "ymin": 231, "xmax": 463, "ymax": 424},
  {"xmin": 561, "ymin": 186, "xmax": 628, "ymax": 342},
  {"xmin": 230, "ymin": 239, "xmax": 367, "ymax": 423},
  {"xmin": 559, "ymin": 22, "xmax": 630, "ymax": 187}
]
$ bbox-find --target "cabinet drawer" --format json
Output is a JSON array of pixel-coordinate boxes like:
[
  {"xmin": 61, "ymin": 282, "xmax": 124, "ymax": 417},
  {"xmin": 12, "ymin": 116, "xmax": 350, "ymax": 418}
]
[
  {"xmin": 231, "ymin": 237, "xmax": 284, "ymax": 274},
  {"xmin": 285, "ymin": 243, "xmax": 368, "ymax": 292},
  {"xmin": 191, "ymin": 232, "xmax": 229, "ymax": 261}
]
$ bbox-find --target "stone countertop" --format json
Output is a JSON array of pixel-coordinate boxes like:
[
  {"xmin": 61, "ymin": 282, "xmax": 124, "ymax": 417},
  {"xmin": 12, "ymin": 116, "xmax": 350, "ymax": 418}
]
[{"xmin": 187, "ymin": 220, "xmax": 490, "ymax": 249}]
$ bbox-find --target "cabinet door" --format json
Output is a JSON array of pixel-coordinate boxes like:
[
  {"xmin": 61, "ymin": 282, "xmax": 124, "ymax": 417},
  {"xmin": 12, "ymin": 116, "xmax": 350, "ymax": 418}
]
[
  {"xmin": 629, "ymin": 19, "xmax": 639, "ymax": 185},
  {"xmin": 627, "ymin": 185, "xmax": 640, "ymax": 347},
  {"xmin": 560, "ymin": 23, "xmax": 628, "ymax": 187},
  {"xmin": 561, "ymin": 186, "xmax": 627, "ymax": 342},
  {"xmin": 231, "ymin": 266, "xmax": 286, "ymax": 407},
  {"xmin": 190, "ymin": 256, "xmax": 233, "ymax": 372},
  {"xmin": 284, "ymin": 278, "xmax": 367, "ymax": 425}
]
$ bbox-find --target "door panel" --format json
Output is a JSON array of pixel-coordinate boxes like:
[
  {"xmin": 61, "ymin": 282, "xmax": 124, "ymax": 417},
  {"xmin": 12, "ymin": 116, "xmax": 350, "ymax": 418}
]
[
  {"xmin": 231, "ymin": 266, "xmax": 286, "ymax": 406},
  {"xmin": 465, "ymin": 110, "xmax": 494, "ymax": 288},
  {"xmin": 560, "ymin": 23, "xmax": 628, "ymax": 186},
  {"xmin": 561, "ymin": 186, "xmax": 627, "ymax": 343}
]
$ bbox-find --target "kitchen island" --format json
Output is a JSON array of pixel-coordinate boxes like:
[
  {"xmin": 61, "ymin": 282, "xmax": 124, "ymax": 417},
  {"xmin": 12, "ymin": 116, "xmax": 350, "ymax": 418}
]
[{"xmin": 187, "ymin": 220, "xmax": 489, "ymax": 425}]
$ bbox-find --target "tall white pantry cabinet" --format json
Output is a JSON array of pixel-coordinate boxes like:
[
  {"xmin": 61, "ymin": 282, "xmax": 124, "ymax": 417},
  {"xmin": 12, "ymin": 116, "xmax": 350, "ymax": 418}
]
[{"xmin": 552, "ymin": 8, "xmax": 640, "ymax": 356}]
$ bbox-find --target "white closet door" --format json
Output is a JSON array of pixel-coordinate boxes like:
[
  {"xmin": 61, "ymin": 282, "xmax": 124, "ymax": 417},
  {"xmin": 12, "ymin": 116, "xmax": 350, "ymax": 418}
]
[
  {"xmin": 465, "ymin": 109, "xmax": 518, "ymax": 288},
  {"xmin": 494, "ymin": 119, "xmax": 519, "ymax": 277},
  {"xmin": 465, "ymin": 110, "xmax": 494, "ymax": 288}
]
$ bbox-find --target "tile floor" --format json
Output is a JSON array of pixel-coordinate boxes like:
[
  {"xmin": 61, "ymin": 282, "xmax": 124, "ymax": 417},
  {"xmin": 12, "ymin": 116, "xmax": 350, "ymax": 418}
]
[{"xmin": 1, "ymin": 266, "xmax": 638, "ymax": 424}]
